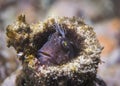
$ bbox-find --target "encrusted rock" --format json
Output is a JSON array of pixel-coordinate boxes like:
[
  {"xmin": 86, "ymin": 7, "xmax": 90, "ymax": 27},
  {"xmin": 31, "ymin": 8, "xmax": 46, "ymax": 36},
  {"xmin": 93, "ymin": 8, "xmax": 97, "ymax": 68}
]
[{"xmin": 6, "ymin": 14, "xmax": 105, "ymax": 86}]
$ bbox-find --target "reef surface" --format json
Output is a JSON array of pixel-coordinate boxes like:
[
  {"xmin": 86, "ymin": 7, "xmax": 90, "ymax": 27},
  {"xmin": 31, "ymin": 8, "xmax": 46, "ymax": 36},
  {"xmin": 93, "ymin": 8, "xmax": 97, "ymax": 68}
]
[{"xmin": 6, "ymin": 14, "xmax": 105, "ymax": 86}]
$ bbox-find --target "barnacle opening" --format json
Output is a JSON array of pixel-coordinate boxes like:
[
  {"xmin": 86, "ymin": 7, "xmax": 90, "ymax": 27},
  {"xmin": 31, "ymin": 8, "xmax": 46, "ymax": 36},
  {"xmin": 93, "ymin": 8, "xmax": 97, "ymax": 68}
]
[{"xmin": 32, "ymin": 22, "xmax": 84, "ymax": 66}]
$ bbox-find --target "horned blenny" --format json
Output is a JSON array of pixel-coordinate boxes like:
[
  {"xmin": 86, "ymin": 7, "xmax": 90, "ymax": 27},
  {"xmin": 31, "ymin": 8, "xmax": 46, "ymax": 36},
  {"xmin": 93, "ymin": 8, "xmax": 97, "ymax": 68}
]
[{"xmin": 6, "ymin": 14, "xmax": 105, "ymax": 86}]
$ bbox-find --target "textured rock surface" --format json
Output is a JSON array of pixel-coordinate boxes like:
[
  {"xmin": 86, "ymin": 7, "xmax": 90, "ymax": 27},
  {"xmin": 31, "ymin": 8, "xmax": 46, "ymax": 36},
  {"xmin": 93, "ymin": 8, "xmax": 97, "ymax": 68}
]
[{"xmin": 6, "ymin": 15, "xmax": 104, "ymax": 86}]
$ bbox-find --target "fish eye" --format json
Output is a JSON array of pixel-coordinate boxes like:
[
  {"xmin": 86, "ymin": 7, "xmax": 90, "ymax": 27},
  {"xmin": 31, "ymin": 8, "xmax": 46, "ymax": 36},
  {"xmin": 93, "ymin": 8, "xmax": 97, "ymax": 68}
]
[
  {"xmin": 61, "ymin": 39, "xmax": 75, "ymax": 58},
  {"xmin": 62, "ymin": 41, "xmax": 68, "ymax": 47},
  {"xmin": 61, "ymin": 39, "xmax": 71, "ymax": 51}
]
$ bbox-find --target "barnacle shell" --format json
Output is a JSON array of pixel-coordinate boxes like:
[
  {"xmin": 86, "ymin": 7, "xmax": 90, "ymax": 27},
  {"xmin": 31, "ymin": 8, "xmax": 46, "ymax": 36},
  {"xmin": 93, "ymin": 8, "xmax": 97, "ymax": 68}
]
[{"xmin": 6, "ymin": 15, "xmax": 103, "ymax": 86}]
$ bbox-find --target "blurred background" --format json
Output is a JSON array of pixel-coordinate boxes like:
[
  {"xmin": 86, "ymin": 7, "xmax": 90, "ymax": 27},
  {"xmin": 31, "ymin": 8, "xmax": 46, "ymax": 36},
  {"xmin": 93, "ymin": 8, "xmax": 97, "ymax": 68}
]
[{"xmin": 0, "ymin": 0, "xmax": 120, "ymax": 86}]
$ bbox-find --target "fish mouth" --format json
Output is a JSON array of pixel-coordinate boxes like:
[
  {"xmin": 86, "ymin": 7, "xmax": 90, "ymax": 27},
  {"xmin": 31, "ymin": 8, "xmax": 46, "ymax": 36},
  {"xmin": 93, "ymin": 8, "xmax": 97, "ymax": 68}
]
[
  {"xmin": 38, "ymin": 50, "xmax": 54, "ymax": 65},
  {"xmin": 39, "ymin": 51, "xmax": 52, "ymax": 57}
]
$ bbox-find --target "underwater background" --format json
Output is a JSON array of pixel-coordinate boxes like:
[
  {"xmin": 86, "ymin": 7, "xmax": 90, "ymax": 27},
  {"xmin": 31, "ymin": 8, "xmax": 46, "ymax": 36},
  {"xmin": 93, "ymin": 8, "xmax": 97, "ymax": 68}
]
[{"xmin": 0, "ymin": 0, "xmax": 120, "ymax": 86}]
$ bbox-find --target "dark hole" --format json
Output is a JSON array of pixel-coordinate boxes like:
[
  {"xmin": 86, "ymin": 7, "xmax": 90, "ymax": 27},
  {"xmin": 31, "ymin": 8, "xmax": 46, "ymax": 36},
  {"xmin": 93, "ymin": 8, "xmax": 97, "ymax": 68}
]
[{"xmin": 33, "ymin": 25, "xmax": 84, "ymax": 65}]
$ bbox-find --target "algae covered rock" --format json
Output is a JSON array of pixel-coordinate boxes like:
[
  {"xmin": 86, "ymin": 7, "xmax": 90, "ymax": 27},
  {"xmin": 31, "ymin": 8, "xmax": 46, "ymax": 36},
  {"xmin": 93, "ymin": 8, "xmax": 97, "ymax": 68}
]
[{"xmin": 6, "ymin": 14, "xmax": 105, "ymax": 86}]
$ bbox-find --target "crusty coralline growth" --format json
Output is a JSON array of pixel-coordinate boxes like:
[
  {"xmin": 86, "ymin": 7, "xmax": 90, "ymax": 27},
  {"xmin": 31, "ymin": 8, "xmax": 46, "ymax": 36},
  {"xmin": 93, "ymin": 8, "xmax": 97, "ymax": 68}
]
[{"xmin": 6, "ymin": 15, "xmax": 104, "ymax": 86}]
